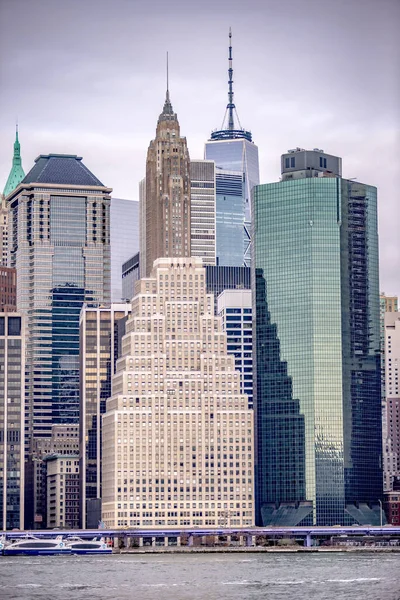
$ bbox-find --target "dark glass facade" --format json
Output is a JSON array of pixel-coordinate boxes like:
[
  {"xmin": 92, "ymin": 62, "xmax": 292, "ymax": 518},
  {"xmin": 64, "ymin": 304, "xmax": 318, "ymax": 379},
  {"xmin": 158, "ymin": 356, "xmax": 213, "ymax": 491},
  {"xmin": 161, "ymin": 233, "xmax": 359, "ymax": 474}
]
[
  {"xmin": 205, "ymin": 265, "xmax": 250, "ymax": 315},
  {"xmin": 253, "ymin": 176, "xmax": 382, "ymax": 525}
]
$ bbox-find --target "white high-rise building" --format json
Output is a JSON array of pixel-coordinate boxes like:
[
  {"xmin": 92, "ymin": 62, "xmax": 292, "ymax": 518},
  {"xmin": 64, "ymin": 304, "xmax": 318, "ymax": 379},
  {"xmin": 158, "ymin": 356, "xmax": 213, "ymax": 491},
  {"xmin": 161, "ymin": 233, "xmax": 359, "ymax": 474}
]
[
  {"xmin": 384, "ymin": 312, "xmax": 400, "ymax": 491},
  {"xmin": 218, "ymin": 290, "xmax": 252, "ymax": 409},
  {"xmin": 190, "ymin": 160, "xmax": 216, "ymax": 266},
  {"xmin": 102, "ymin": 257, "xmax": 254, "ymax": 528}
]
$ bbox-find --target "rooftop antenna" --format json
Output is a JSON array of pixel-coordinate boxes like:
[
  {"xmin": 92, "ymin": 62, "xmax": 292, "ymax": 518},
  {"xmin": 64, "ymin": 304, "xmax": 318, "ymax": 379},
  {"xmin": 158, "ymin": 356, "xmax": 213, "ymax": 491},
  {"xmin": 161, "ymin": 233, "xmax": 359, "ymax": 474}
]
[
  {"xmin": 166, "ymin": 51, "xmax": 170, "ymax": 102},
  {"xmin": 227, "ymin": 28, "xmax": 235, "ymax": 131}
]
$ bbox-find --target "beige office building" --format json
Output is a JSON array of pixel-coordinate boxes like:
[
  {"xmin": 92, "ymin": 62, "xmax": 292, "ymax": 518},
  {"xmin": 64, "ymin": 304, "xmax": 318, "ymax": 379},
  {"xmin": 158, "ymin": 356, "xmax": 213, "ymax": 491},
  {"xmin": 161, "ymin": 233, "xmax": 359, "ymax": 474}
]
[{"xmin": 102, "ymin": 257, "xmax": 254, "ymax": 528}]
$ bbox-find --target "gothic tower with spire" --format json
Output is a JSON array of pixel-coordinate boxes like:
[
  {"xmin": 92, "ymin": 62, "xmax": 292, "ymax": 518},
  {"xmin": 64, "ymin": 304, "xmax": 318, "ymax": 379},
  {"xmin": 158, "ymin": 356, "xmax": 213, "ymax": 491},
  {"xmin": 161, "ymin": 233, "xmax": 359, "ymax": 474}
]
[
  {"xmin": 3, "ymin": 126, "xmax": 25, "ymax": 198},
  {"xmin": 143, "ymin": 69, "xmax": 191, "ymax": 277}
]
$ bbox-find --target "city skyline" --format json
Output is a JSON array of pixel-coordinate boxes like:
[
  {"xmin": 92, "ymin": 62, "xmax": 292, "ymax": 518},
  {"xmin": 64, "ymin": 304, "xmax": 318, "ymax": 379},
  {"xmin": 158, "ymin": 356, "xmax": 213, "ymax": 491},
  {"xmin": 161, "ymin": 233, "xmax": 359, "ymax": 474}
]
[{"xmin": 0, "ymin": 0, "xmax": 398, "ymax": 293}]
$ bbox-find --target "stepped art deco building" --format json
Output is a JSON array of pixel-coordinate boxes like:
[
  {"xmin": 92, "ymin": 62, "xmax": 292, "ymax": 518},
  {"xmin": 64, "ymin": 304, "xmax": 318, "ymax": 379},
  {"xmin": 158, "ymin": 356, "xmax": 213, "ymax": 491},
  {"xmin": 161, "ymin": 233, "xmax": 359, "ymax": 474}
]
[
  {"xmin": 141, "ymin": 85, "xmax": 191, "ymax": 277},
  {"xmin": 102, "ymin": 257, "xmax": 254, "ymax": 528}
]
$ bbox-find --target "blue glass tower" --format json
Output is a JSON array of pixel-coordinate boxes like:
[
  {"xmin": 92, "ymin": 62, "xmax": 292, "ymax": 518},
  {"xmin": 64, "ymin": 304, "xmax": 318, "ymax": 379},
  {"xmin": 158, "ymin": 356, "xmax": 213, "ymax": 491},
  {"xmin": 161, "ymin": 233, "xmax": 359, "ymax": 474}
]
[
  {"xmin": 205, "ymin": 30, "xmax": 259, "ymax": 266},
  {"xmin": 253, "ymin": 149, "xmax": 383, "ymax": 525}
]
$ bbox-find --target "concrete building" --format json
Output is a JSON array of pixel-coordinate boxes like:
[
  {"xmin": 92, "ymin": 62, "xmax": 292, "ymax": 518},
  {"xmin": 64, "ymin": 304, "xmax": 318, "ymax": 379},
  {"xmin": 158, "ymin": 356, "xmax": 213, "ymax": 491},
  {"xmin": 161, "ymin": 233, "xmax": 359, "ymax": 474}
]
[
  {"xmin": 7, "ymin": 153, "xmax": 111, "ymax": 527},
  {"xmin": 29, "ymin": 424, "xmax": 79, "ymax": 528},
  {"xmin": 102, "ymin": 257, "xmax": 254, "ymax": 529},
  {"xmin": 45, "ymin": 454, "xmax": 79, "ymax": 529},
  {"xmin": 0, "ymin": 266, "xmax": 16, "ymax": 312},
  {"xmin": 110, "ymin": 198, "xmax": 139, "ymax": 302},
  {"xmin": 0, "ymin": 312, "xmax": 25, "ymax": 530},
  {"xmin": 79, "ymin": 302, "xmax": 131, "ymax": 528},
  {"xmin": 253, "ymin": 148, "xmax": 382, "ymax": 526},
  {"xmin": 218, "ymin": 290, "xmax": 253, "ymax": 408},
  {"xmin": 142, "ymin": 88, "xmax": 191, "ymax": 277},
  {"xmin": 122, "ymin": 252, "xmax": 140, "ymax": 302},
  {"xmin": 0, "ymin": 196, "xmax": 9, "ymax": 266},
  {"xmin": 190, "ymin": 160, "xmax": 216, "ymax": 266},
  {"xmin": 384, "ymin": 312, "xmax": 400, "ymax": 492}
]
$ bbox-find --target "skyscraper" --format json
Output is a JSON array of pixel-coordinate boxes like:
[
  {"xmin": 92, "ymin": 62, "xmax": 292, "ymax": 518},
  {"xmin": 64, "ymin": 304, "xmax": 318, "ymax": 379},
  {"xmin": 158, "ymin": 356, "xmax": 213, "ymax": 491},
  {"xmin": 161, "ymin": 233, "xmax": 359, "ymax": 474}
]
[
  {"xmin": 383, "ymin": 312, "xmax": 400, "ymax": 492},
  {"xmin": 142, "ymin": 85, "xmax": 191, "ymax": 277},
  {"xmin": 7, "ymin": 154, "xmax": 111, "ymax": 527},
  {"xmin": 190, "ymin": 160, "xmax": 216, "ymax": 266},
  {"xmin": 253, "ymin": 148, "xmax": 382, "ymax": 526},
  {"xmin": 204, "ymin": 30, "xmax": 259, "ymax": 265},
  {"xmin": 110, "ymin": 198, "xmax": 139, "ymax": 301},
  {"xmin": 380, "ymin": 293, "xmax": 398, "ymax": 491},
  {"xmin": 79, "ymin": 302, "xmax": 131, "ymax": 528},
  {"xmin": 102, "ymin": 257, "xmax": 254, "ymax": 529},
  {"xmin": 3, "ymin": 126, "xmax": 25, "ymax": 199},
  {"xmin": 0, "ymin": 312, "xmax": 25, "ymax": 530}
]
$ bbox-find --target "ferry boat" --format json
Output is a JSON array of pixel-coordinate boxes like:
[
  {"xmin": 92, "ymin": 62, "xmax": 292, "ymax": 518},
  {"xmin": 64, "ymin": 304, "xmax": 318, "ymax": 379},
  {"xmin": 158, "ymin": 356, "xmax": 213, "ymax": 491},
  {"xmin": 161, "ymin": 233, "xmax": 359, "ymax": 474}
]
[
  {"xmin": 2, "ymin": 535, "xmax": 71, "ymax": 556},
  {"xmin": 65, "ymin": 536, "xmax": 112, "ymax": 554}
]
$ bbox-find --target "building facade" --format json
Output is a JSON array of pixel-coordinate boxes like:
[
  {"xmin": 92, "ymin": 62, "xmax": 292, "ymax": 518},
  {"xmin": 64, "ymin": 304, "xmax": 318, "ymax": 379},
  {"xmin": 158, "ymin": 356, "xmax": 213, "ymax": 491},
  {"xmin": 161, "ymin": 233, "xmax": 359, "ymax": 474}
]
[
  {"xmin": 0, "ymin": 267, "xmax": 16, "ymax": 312},
  {"xmin": 79, "ymin": 302, "xmax": 131, "ymax": 528},
  {"xmin": 110, "ymin": 198, "xmax": 139, "ymax": 302},
  {"xmin": 30, "ymin": 424, "xmax": 79, "ymax": 529},
  {"xmin": 7, "ymin": 154, "xmax": 111, "ymax": 527},
  {"xmin": 0, "ymin": 196, "xmax": 9, "ymax": 266},
  {"xmin": 0, "ymin": 312, "xmax": 25, "ymax": 530},
  {"xmin": 205, "ymin": 265, "xmax": 251, "ymax": 315},
  {"xmin": 143, "ymin": 90, "xmax": 191, "ymax": 277},
  {"xmin": 102, "ymin": 257, "xmax": 254, "ymax": 528},
  {"xmin": 122, "ymin": 252, "xmax": 140, "ymax": 302},
  {"xmin": 45, "ymin": 454, "xmax": 79, "ymax": 529},
  {"xmin": 217, "ymin": 290, "xmax": 253, "ymax": 408},
  {"xmin": 190, "ymin": 160, "xmax": 216, "ymax": 266},
  {"xmin": 214, "ymin": 168, "xmax": 244, "ymax": 267},
  {"xmin": 384, "ymin": 312, "xmax": 400, "ymax": 492},
  {"xmin": 253, "ymin": 149, "xmax": 382, "ymax": 526}
]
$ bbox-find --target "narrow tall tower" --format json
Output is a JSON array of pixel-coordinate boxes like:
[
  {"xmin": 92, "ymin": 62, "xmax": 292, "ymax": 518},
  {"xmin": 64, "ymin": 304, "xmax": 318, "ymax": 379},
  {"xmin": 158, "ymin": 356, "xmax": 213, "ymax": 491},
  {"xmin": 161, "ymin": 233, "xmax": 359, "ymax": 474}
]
[
  {"xmin": 3, "ymin": 125, "xmax": 25, "ymax": 198},
  {"xmin": 205, "ymin": 30, "xmax": 259, "ymax": 263},
  {"xmin": 144, "ymin": 65, "xmax": 191, "ymax": 277}
]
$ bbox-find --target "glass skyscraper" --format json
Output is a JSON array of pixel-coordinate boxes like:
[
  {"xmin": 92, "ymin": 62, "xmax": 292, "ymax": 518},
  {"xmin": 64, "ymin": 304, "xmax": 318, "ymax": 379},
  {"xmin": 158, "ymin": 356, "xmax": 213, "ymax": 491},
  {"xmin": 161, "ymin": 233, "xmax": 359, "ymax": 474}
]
[
  {"xmin": 204, "ymin": 29, "xmax": 259, "ymax": 266},
  {"xmin": 7, "ymin": 154, "xmax": 111, "ymax": 527},
  {"xmin": 253, "ymin": 149, "xmax": 383, "ymax": 526}
]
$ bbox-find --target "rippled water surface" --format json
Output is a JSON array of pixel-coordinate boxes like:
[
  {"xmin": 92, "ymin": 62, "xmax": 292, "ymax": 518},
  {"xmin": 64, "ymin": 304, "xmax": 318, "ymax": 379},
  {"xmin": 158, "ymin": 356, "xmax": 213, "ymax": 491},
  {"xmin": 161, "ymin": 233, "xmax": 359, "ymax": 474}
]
[{"xmin": 0, "ymin": 552, "xmax": 399, "ymax": 600}]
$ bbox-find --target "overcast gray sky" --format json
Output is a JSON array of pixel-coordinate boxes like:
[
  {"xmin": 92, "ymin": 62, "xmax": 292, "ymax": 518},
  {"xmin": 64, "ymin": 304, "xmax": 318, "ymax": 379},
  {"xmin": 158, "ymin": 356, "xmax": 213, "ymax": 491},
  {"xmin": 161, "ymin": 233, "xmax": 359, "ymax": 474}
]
[{"xmin": 0, "ymin": 0, "xmax": 399, "ymax": 294}]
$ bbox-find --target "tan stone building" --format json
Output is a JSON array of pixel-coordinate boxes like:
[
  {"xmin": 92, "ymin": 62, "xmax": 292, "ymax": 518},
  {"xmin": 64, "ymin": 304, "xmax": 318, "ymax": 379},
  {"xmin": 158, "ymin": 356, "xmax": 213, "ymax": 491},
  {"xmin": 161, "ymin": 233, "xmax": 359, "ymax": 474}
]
[
  {"xmin": 142, "ymin": 90, "xmax": 191, "ymax": 277},
  {"xmin": 102, "ymin": 257, "xmax": 254, "ymax": 528},
  {"xmin": 0, "ymin": 196, "xmax": 9, "ymax": 266}
]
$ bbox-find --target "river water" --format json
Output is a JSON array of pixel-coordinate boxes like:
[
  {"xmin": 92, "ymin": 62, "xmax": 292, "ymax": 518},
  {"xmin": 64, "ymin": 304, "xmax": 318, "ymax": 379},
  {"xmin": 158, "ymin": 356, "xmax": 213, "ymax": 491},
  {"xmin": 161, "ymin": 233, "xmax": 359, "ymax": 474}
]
[{"xmin": 0, "ymin": 552, "xmax": 399, "ymax": 600}]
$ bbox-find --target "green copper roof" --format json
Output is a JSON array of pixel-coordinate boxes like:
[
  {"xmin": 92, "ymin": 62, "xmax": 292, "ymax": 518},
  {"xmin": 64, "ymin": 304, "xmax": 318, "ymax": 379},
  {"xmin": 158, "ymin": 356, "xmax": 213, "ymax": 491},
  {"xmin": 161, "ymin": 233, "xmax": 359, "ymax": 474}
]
[{"xmin": 3, "ymin": 127, "xmax": 25, "ymax": 198}]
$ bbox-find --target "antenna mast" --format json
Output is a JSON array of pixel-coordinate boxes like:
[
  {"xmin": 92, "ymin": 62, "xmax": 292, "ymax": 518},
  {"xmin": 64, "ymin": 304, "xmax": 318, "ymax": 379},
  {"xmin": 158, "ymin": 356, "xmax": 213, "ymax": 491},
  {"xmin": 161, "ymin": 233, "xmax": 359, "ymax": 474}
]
[{"xmin": 227, "ymin": 28, "xmax": 235, "ymax": 131}]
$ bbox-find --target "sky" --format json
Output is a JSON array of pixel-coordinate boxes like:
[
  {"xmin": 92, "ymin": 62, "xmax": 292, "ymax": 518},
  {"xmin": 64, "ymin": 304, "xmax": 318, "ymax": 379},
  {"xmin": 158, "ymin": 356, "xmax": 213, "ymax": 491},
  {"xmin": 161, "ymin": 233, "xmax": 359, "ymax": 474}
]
[{"xmin": 0, "ymin": 0, "xmax": 399, "ymax": 294}]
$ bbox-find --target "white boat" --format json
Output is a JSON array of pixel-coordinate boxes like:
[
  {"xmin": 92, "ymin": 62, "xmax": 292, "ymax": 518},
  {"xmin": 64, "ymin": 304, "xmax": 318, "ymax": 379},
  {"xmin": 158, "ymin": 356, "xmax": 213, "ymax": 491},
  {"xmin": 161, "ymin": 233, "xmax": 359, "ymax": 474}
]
[
  {"xmin": 65, "ymin": 536, "xmax": 112, "ymax": 554},
  {"xmin": 3, "ymin": 535, "xmax": 71, "ymax": 556}
]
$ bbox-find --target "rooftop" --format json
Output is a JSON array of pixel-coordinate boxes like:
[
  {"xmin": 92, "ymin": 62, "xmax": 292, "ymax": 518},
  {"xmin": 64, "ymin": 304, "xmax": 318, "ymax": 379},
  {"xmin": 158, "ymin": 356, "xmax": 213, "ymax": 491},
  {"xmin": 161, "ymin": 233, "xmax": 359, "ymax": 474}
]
[{"xmin": 22, "ymin": 154, "xmax": 104, "ymax": 187}]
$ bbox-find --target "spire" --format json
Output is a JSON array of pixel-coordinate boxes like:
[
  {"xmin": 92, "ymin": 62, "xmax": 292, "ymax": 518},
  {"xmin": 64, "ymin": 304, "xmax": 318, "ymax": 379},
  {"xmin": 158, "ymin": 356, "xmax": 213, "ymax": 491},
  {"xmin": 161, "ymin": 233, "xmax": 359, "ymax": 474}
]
[
  {"xmin": 159, "ymin": 51, "xmax": 176, "ymax": 121},
  {"xmin": 227, "ymin": 28, "xmax": 235, "ymax": 131},
  {"xmin": 3, "ymin": 125, "xmax": 25, "ymax": 197},
  {"xmin": 210, "ymin": 29, "xmax": 252, "ymax": 142}
]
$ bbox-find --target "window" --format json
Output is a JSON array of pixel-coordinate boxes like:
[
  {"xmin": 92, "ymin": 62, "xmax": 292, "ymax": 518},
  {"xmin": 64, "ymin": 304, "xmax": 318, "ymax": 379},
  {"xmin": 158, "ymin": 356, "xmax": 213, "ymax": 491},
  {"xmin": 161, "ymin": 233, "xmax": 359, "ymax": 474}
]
[
  {"xmin": 290, "ymin": 157, "xmax": 295, "ymax": 168},
  {"xmin": 285, "ymin": 158, "xmax": 290, "ymax": 168}
]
